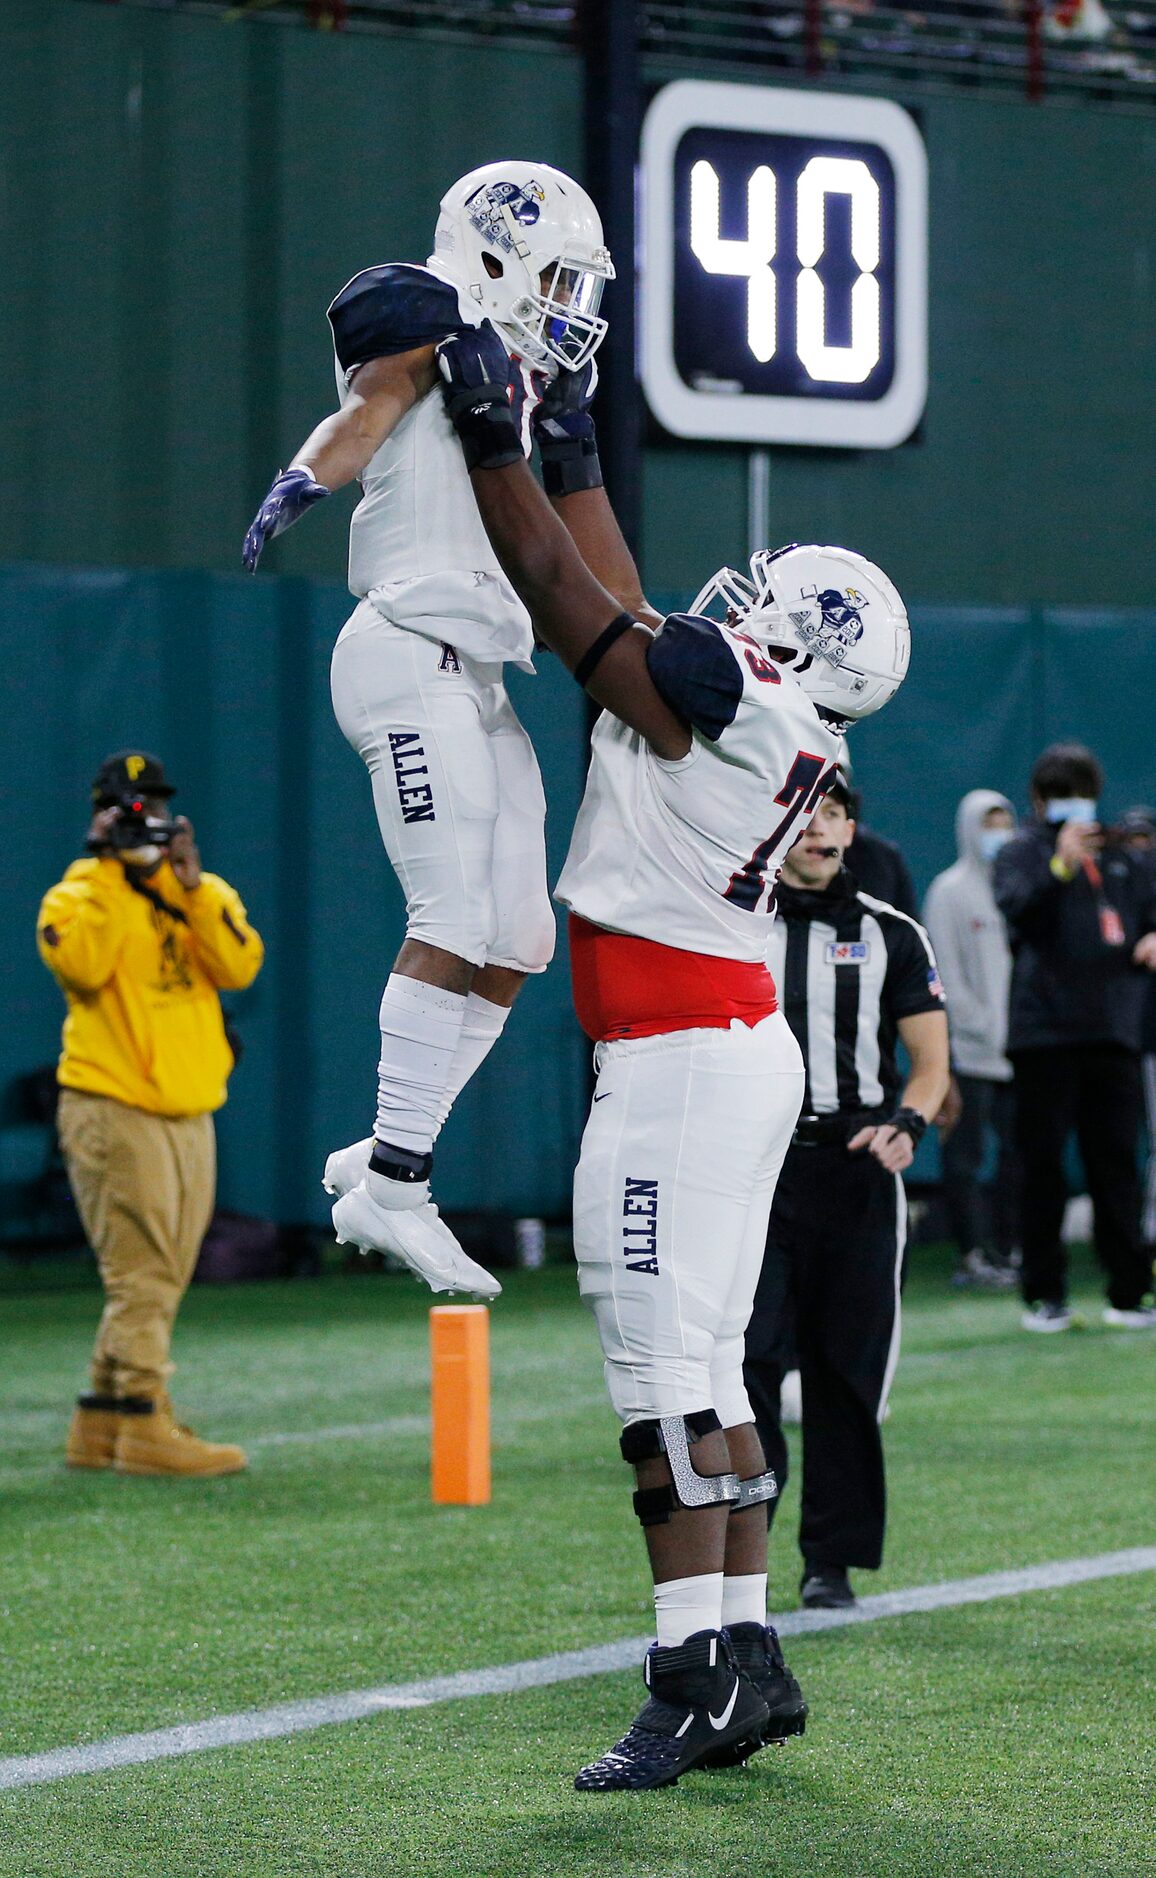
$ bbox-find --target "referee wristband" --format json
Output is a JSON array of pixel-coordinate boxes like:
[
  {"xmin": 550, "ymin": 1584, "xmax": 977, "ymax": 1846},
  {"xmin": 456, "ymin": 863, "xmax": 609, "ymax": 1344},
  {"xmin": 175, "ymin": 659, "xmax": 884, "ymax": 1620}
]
[
  {"xmin": 886, "ymin": 1106, "xmax": 928, "ymax": 1146},
  {"xmin": 573, "ymin": 612, "xmax": 635, "ymax": 690}
]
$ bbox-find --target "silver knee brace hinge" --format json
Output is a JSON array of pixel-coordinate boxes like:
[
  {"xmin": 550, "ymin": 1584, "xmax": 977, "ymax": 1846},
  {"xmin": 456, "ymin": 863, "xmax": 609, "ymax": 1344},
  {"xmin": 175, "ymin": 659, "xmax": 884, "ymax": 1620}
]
[{"xmin": 619, "ymin": 1410, "xmax": 741, "ymax": 1527}]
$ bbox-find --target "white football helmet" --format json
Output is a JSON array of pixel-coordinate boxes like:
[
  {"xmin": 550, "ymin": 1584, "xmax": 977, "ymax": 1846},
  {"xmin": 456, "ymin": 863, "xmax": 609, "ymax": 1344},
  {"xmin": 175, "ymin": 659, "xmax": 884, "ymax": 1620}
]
[
  {"xmin": 691, "ymin": 544, "xmax": 910, "ymax": 723},
  {"xmin": 431, "ymin": 160, "xmax": 614, "ymax": 372}
]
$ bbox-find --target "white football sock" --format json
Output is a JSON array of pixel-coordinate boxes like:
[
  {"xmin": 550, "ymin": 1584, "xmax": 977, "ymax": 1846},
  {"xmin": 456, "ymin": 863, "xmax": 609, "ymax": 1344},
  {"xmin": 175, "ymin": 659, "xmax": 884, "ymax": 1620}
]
[
  {"xmin": 653, "ymin": 1572, "xmax": 725, "ymax": 1648},
  {"xmin": 721, "ymin": 1571, "xmax": 768, "ymax": 1629},
  {"xmin": 434, "ymin": 993, "xmax": 511, "ymax": 1133},
  {"xmin": 374, "ymin": 975, "xmax": 467, "ymax": 1157}
]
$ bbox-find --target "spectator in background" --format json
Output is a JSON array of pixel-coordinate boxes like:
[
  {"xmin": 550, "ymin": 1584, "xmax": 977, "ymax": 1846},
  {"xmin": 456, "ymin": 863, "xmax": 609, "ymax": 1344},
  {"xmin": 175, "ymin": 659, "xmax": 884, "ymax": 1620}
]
[
  {"xmin": 923, "ymin": 790, "xmax": 1020, "ymax": 1289},
  {"xmin": 1114, "ymin": 808, "xmax": 1156, "ymax": 1261},
  {"xmin": 994, "ymin": 744, "xmax": 1156, "ymax": 1332},
  {"xmin": 38, "ymin": 752, "xmax": 264, "ymax": 1475}
]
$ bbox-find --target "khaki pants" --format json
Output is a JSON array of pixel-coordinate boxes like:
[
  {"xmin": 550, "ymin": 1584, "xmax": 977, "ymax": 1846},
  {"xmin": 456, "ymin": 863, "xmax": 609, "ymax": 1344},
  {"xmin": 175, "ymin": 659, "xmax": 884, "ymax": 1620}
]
[{"xmin": 58, "ymin": 1090, "xmax": 216, "ymax": 1398}]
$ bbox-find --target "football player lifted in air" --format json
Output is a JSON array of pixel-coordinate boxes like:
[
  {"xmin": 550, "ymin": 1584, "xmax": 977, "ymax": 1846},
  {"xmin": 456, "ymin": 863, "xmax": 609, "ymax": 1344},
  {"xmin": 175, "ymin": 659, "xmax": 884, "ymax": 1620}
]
[
  {"xmin": 435, "ymin": 320, "xmax": 911, "ymax": 1790},
  {"xmin": 244, "ymin": 164, "xmax": 655, "ymax": 1296}
]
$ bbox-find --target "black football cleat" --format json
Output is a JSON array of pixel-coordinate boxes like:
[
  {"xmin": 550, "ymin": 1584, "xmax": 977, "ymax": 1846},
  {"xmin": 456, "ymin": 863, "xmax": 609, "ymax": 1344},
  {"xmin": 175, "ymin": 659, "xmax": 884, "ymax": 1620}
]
[
  {"xmin": 574, "ymin": 1629, "xmax": 769, "ymax": 1792},
  {"xmin": 698, "ymin": 1621, "xmax": 808, "ymax": 1767},
  {"xmin": 800, "ymin": 1565, "xmax": 856, "ymax": 1610}
]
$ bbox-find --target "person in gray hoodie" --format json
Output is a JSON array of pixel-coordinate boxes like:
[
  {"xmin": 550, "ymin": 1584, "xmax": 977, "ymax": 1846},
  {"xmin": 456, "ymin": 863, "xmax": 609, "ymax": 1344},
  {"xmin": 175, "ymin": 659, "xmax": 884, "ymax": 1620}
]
[{"xmin": 923, "ymin": 790, "xmax": 1020, "ymax": 1287}]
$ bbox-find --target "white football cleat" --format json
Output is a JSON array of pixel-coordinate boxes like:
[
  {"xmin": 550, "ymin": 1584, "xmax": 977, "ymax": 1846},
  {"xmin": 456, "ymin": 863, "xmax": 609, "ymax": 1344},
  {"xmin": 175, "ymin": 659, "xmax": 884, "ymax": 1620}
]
[
  {"xmin": 1021, "ymin": 1302, "xmax": 1072, "ymax": 1334},
  {"xmin": 779, "ymin": 1369, "xmax": 802, "ymax": 1425},
  {"xmin": 322, "ymin": 1137, "xmax": 376, "ymax": 1198},
  {"xmin": 1102, "ymin": 1304, "xmax": 1156, "ymax": 1329},
  {"xmin": 331, "ymin": 1181, "xmax": 502, "ymax": 1301}
]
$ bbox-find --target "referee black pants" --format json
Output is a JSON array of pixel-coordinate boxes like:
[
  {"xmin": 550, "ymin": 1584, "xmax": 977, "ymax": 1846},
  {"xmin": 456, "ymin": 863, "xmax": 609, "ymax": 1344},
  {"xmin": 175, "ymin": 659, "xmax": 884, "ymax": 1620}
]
[
  {"xmin": 1010, "ymin": 1043, "xmax": 1151, "ymax": 1310},
  {"xmin": 743, "ymin": 1140, "xmax": 905, "ymax": 1573}
]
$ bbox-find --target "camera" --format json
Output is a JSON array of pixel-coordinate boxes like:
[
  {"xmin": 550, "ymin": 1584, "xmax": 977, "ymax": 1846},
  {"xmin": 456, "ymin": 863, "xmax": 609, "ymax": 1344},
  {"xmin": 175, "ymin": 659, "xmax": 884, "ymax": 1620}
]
[{"xmin": 89, "ymin": 791, "xmax": 179, "ymax": 854}]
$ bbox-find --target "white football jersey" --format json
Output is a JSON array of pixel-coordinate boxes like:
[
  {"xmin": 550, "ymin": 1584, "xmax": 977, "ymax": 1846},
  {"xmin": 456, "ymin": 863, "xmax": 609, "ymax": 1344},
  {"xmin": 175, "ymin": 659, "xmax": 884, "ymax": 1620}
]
[
  {"xmin": 328, "ymin": 258, "xmax": 549, "ymax": 670},
  {"xmin": 555, "ymin": 616, "xmax": 841, "ymax": 962}
]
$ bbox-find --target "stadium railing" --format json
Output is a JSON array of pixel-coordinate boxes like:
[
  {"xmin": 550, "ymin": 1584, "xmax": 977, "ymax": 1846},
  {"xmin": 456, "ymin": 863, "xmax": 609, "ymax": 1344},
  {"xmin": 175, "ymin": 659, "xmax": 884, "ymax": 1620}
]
[{"xmin": 88, "ymin": 0, "xmax": 1156, "ymax": 104}]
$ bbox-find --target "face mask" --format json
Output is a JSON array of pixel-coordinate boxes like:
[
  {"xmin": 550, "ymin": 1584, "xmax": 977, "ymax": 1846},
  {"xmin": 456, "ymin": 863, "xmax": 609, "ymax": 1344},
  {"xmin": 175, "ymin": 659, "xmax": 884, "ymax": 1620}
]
[
  {"xmin": 1044, "ymin": 798, "xmax": 1098, "ymax": 825},
  {"xmin": 978, "ymin": 829, "xmax": 1012, "ymax": 863},
  {"xmin": 119, "ymin": 844, "xmax": 163, "ymax": 868}
]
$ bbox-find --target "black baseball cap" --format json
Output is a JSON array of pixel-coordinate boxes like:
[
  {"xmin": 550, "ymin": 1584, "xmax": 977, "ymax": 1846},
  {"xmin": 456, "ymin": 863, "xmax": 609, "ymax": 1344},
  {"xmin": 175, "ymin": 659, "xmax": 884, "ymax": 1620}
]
[
  {"xmin": 827, "ymin": 771, "xmax": 856, "ymax": 813},
  {"xmin": 91, "ymin": 750, "xmax": 176, "ymax": 804}
]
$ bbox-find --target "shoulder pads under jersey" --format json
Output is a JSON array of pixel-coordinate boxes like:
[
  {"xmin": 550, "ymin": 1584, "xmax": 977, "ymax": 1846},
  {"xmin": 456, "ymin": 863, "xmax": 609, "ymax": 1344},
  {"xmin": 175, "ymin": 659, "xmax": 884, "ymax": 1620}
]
[
  {"xmin": 645, "ymin": 613, "xmax": 744, "ymax": 743},
  {"xmin": 327, "ymin": 264, "xmax": 464, "ymax": 376}
]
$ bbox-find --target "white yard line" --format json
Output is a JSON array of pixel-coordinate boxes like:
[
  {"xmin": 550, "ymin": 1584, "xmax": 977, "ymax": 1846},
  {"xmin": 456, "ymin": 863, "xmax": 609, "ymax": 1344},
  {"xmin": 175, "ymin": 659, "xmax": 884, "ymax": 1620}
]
[
  {"xmin": 0, "ymin": 1394, "xmax": 610, "ymax": 1468},
  {"xmin": 2, "ymin": 1545, "xmax": 1154, "ymax": 1793}
]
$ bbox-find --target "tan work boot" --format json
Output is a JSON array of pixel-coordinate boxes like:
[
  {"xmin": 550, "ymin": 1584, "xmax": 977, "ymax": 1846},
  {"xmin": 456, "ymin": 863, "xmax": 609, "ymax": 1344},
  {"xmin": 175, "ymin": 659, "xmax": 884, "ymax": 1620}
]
[
  {"xmin": 113, "ymin": 1394, "xmax": 247, "ymax": 1478},
  {"xmin": 65, "ymin": 1394, "xmax": 121, "ymax": 1469}
]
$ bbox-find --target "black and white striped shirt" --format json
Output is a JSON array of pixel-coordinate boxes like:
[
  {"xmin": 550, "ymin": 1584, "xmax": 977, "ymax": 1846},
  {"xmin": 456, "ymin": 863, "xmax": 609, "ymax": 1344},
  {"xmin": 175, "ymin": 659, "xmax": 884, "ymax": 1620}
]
[{"xmin": 769, "ymin": 873, "xmax": 945, "ymax": 1114}]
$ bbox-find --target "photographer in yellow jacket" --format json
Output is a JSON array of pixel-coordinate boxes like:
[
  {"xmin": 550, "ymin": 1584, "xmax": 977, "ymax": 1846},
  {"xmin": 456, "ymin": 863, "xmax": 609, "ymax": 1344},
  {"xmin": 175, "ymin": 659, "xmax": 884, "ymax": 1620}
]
[{"xmin": 38, "ymin": 751, "xmax": 264, "ymax": 1477}]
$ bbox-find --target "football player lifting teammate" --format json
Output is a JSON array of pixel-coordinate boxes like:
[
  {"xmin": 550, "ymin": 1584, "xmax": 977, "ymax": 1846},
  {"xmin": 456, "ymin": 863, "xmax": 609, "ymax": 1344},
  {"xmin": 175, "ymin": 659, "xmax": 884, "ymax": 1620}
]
[
  {"xmin": 435, "ymin": 320, "xmax": 911, "ymax": 1790},
  {"xmin": 244, "ymin": 164, "xmax": 655, "ymax": 1297}
]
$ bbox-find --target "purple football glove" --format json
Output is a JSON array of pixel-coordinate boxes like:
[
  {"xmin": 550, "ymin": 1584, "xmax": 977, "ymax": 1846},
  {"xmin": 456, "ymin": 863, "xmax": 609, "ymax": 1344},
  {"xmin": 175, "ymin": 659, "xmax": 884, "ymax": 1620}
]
[{"xmin": 242, "ymin": 467, "xmax": 329, "ymax": 572}]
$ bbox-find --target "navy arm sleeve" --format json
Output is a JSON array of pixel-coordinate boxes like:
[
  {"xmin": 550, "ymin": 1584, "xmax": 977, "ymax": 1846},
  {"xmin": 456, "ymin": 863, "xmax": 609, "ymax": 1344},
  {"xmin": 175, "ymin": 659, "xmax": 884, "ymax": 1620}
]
[
  {"xmin": 644, "ymin": 614, "xmax": 743, "ymax": 744},
  {"xmin": 883, "ymin": 913, "xmax": 948, "ymax": 1019},
  {"xmin": 327, "ymin": 264, "xmax": 464, "ymax": 377}
]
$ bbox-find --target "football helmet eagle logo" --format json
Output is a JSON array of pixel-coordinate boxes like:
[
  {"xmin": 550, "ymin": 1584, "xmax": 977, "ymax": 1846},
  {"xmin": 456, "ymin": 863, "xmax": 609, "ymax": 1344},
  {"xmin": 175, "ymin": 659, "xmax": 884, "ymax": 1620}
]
[
  {"xmin": 466, "ymin": 178, "xmax": 547, "ymax": 255},
  {"xmin": 790, "ymin": 585, "xmax": 869, "ymax": 667}
]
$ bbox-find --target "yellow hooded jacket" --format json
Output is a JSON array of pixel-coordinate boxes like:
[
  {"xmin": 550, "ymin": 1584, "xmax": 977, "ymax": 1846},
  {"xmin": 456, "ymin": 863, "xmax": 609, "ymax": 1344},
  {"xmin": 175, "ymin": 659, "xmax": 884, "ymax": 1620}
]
[{"xmin": 37, "ymin": 857, "xmax": 264, "ymax": 1116}]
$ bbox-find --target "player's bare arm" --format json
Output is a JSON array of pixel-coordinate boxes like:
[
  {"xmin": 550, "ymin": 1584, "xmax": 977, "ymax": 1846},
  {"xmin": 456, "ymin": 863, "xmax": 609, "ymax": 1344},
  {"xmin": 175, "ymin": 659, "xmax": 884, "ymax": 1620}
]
[
  {"xmin": 549, "ymin": 486, "xmax": 664, "ymax": 629},
  {"xmin": 243, "ymin": 348, "xmax": 434, "ymax": 571},
  {"xmin": 531, "ymin": 356, "xmax": 663, "ymax": 628},
  {"xmin": 472, "ymin": 457, "xmax": 689, "ymax": 759},
  {"xmin": 438, "ymin": 322, "xmax": 689, "ymax": 758},
  {"xmin": 292, "ymin": 348, "xmax": 436, "ymax": 491},
  {"xmin": 849, "ymin": 1007, "xmax": 950, "ymax": 1172}
]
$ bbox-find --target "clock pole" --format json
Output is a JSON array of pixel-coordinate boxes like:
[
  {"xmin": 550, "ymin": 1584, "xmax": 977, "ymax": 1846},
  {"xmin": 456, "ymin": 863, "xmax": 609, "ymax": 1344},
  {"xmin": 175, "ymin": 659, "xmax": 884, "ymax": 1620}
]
[
  {"xmin": 748, "ymin": 447, "xmax": 772, "ymax": 560},
  {"xmin": 579, "ymin": 0, "xmax": 642, "ymax": 556}
]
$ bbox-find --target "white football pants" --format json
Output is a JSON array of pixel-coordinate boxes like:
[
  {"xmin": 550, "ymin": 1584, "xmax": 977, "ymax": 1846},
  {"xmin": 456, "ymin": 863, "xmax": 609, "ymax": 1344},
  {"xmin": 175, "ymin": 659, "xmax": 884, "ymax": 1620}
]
[
  {"xmin": 573, "ymin": 1011, "xmax": 805, "ymax": 1427},
  {"xmin": 330, "ymin": 604, "xmax": 555, "ymax": 973}
]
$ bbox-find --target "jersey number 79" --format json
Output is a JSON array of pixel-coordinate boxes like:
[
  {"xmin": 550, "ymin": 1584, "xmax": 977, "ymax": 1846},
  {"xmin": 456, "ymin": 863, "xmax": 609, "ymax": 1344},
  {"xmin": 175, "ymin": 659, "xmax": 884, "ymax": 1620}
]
[{"xmin": 723, "ymin": 753, "xmax": 836, "ymax": 912}]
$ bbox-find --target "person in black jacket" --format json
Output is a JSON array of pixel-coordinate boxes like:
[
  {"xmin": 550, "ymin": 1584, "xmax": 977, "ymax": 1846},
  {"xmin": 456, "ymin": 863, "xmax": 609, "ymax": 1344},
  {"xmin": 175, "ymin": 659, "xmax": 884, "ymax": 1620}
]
[
  {"xmin": 1114, "ymin": 809, "xmax": 1156, "ymax": 1261},
  {"xmin": 993, "ymin": 744, "xmax": 1156, "ymax": 1332}
]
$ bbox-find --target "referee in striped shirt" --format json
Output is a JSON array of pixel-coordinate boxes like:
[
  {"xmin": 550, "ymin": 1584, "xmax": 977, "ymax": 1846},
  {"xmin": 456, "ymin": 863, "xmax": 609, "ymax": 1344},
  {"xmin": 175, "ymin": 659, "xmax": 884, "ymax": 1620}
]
[{"xmin": 744, "ymin": 777, "xmax": 949, "ymax": 1610}]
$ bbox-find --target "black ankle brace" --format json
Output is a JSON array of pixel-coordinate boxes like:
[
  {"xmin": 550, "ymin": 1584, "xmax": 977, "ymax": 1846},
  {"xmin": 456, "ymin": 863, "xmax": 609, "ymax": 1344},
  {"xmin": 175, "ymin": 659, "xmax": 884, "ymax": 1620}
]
[{"xmin": 369, "ymin": 1141, "xmax": 433, "ymax": 1184}]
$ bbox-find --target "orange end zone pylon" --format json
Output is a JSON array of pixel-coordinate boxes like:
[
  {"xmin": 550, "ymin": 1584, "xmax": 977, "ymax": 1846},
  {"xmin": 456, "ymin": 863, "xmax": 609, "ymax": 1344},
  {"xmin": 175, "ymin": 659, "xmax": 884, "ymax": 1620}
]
[{"xmin": 430, "ymin": 1303, "xmax": 491, "ymax": 1505}]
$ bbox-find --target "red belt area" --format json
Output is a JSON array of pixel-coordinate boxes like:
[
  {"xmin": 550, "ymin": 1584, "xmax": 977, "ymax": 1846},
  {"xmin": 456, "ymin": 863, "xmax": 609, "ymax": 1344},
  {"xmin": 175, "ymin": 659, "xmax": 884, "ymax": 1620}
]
[{"xmin": 568, "ymin": 913, "xmax": 778, "ymax": 1043}]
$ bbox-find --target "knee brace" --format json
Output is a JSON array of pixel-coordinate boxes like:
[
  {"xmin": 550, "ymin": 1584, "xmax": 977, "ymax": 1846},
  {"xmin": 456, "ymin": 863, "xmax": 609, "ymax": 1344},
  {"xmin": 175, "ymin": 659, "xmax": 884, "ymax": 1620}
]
[
  {"xmin": 733, "ymin": 1468, "xmax": 779, "ymax": 1510},
  {"xmin": 619, "ymin": 1410, "xmax": 740, "ymax": 1527}
]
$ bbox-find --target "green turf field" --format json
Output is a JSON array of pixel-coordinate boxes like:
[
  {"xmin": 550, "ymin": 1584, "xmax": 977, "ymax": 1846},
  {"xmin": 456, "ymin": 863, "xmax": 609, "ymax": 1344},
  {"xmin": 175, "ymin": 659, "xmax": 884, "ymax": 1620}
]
[{"xmin": 2, "ymin": 1244, "xmax": 1154, "ymax": 1877}]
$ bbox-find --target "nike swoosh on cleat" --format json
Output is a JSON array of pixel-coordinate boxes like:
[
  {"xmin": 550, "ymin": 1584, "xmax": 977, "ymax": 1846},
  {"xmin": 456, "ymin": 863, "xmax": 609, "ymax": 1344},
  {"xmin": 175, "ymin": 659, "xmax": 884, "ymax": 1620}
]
[{"xmin": 708, "ymin": 1680, "xmax": 740, "ymax": 1731}]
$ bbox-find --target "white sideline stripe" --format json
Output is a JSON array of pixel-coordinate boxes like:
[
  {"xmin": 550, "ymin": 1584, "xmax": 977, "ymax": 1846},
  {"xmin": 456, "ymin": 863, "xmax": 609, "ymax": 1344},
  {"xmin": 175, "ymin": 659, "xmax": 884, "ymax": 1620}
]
[
  {"xmin": 0, "ymin": 1396, "xmax": 609, "ymax": 1471},
  {"xmin": 250, "ymin": 1416, "xmax": 428, "ymax": 1447},
  {"xmin": 249, "ymin": 1394, "xmax": 606, "ymax": 1450},
  {"xmin": 3, "ymin": 1546, "xmax": 1155, "ymax": 1792}
]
